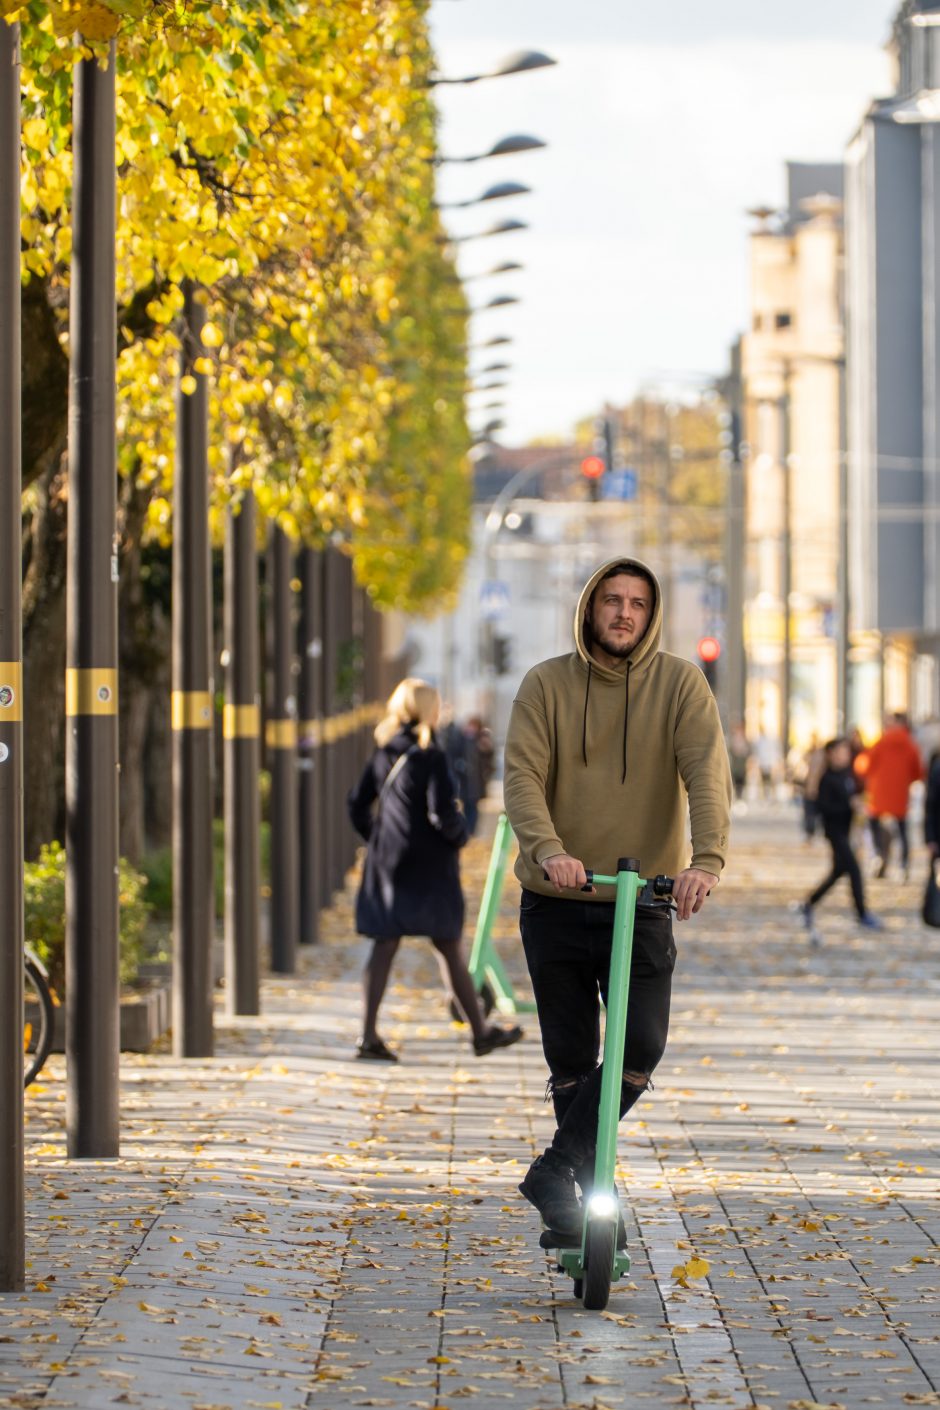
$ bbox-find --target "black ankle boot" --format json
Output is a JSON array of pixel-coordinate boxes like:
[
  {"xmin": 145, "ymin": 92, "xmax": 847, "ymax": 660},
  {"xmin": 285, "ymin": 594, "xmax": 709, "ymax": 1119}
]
[{"xmin": 518, "ymin": 1151, "xmax": 583, "ymax": 1235}]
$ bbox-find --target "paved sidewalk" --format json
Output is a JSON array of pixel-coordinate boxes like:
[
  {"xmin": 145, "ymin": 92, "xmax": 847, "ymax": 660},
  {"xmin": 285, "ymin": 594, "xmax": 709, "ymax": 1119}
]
[{"xmin": 3, "ymin": 800, "xmax": 939, "ymax": 1410}]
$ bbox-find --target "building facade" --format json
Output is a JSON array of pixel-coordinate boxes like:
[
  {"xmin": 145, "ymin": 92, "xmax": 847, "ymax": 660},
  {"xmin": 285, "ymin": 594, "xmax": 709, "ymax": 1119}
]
[
  {"xmin": 740, "ymin": 163, "xmax": 845, "ymax": 766},
  {"xmin": 845, "ymin": 0, "xmax": 940, "ymax": 728}
]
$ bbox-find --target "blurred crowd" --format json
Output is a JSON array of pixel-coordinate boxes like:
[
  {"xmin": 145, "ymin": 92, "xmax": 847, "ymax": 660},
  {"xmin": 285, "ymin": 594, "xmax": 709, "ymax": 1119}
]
[{"xmin": 729, "ymin": 714, "xmax": 940, "ymax": 863}]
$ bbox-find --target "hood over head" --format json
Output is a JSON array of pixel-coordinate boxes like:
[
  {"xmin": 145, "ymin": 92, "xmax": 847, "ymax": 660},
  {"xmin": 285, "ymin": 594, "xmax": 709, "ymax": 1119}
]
[
  {"xmin": 574, "ymin": 557, "xmax": 663, "ymax": 677},
  {"xmin": 572, "ymin": 557, "xmax": 664, "ymax": 783}
]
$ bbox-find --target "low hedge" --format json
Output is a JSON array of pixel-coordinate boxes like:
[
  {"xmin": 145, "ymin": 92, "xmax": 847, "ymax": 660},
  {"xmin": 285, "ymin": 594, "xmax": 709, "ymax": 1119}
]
[{"xmin": 24, "ymin": 841, "xmax": 150, "ymax": 993}]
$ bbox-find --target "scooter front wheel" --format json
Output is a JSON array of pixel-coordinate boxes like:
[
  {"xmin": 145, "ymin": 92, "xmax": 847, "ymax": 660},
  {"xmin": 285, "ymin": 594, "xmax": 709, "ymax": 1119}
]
[{"xmin": 582, "ymin": 1219, "xmax": 616, "ymax": 1310}]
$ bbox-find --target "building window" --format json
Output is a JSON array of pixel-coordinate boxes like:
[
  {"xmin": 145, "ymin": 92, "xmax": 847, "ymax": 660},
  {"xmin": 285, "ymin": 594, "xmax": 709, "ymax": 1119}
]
[{"xmin": 774, "ymin": 312, "xmax": 792, "ymax": 330}]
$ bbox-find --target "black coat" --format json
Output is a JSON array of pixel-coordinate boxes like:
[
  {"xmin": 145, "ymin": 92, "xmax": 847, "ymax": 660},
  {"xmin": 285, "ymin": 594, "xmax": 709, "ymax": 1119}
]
[
  {"xmin": 347, "ymin": 728, "xmax": 468, "ymax": 941},
  {"xmin": 815, "ymin": 765, "xmax": 858, "ymax": 838}
]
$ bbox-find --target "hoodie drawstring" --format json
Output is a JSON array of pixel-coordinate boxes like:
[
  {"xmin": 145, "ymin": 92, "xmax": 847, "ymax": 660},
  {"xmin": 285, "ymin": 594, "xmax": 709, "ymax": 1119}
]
[
  {"xmin": 581, "ymin": 661, "xmax": 592, "ymax": 766},
  {"xmin": 622, "ymin": 662, "xmax": 630, "ymax": 784},
  {"xmin": 581, "ymin": 659, "xmax": 631, "ymax": 783}
]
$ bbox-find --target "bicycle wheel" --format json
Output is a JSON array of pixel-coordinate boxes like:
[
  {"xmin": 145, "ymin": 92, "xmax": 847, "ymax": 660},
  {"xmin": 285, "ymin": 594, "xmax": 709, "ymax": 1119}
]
[
  {"xmin": 24, "ymin": 956, "xmax": 54, "ymax": 1088},
  {"xmin": 582, "ymin": 1218, "xmax": 616, "ymax": 1310}
]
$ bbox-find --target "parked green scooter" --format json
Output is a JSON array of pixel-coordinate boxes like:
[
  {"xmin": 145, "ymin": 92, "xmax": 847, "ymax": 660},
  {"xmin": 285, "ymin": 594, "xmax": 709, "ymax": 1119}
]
[{"xmin": 545, "ymin": 856, "xmax": 674, "ymax": 1311}]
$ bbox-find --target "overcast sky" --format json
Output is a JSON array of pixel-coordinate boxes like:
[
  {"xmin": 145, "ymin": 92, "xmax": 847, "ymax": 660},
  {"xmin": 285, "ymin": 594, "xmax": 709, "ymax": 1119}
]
[{"xmin": 429, "ymin": 1, "xmax": 895, "ymax": 444}]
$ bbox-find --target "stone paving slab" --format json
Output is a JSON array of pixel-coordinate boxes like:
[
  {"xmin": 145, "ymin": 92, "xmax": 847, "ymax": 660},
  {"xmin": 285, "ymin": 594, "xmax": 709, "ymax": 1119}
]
[{"xmin": 3, "ymin": 799, "xmax": 940, "ymax": 1410}]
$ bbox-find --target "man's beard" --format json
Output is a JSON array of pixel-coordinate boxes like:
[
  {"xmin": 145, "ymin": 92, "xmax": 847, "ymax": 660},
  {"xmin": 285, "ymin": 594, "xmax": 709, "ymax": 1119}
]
[{"xmin": 592, "ymin": 622, "xmax": 637, "ymax": 658}]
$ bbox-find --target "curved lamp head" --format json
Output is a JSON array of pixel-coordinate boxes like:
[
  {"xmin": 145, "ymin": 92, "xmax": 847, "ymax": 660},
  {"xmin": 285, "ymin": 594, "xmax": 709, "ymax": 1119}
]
[
  {"xmin": 479, "ymin": 180, "xmax": 531, "ymax": 202},
  {"xmin": 488, "ymin": 133, "xmax": 547, "ymax": 157},
  {"xmin": 431, "ymin": 50, "xmax": 557, "ymax": 86},
  {"xmin": 437, "ymin": 181, "xmax": 532, "ymax": 210},
  {"xmin": 490, "ymin": 50, "xmax": 558, "ymax": 78},
  {"xmin": 480, "ymin": 294, "xmax": 520, "ymax": 310},
  {"xmin": 436, "ymin": 133, "xmax": 547, "ymax": 165}
]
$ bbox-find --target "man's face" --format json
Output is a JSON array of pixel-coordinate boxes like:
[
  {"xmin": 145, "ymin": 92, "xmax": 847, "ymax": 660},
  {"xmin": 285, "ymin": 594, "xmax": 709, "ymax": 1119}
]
[{"xmin": 587, "ymin": 573, "xmax": 653, "ymax": 664}]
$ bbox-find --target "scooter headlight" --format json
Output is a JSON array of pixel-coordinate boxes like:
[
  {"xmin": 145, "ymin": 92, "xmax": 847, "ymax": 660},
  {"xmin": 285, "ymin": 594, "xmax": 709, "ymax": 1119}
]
[{"xmin": 587, "ymin": 1192, "xmax": 618, "ymax": 1220}]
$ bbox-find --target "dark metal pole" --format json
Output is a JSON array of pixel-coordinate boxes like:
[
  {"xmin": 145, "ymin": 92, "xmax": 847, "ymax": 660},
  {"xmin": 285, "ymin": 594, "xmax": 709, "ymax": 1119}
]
[
  {"xmin": 836, "ymin": 358, "xmax": 850, "ymax": 729},
  {"xmin": 65, "ymin": 43, "xmax": 120, "ymax": 1158},
  {"xmin": 172, "ymin": 282, "xmax": 214, "ymax": 1058},
  {"xmin": 339, "ymin": 556, "xmax": 356, "ymax": 877},
  {"xmin": 223, "ymin": 488, "xmax": 260, "ymax": 1013},
  {"xmin": 322, "ymin": 547, "xmax": 344, "ymax": 894},
  {"xmin": 0, "ymin": 13, "xmax": 25, "ymax": 1290},
  {"xmin": 266, "ymin": 524, "xmax": 298, "ymax": 973},
  {"xmin": 298, "ymin": 545, "xmax": 322, "ymax": 945},
  {"xmin": 780, "ymin": 378, "xmax": 792, "ymax": 769},
  {"xmin": 723, "ymin": 340, "xmax": 747, "ymax": 729}
]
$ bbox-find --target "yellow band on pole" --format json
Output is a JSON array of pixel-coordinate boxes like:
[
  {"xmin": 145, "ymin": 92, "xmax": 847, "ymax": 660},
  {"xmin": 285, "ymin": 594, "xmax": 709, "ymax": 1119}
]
[
  {"xmin": 65, "ymin": 668, "xmax": 118, "ymax": 718},
  {"xmin": 223, "ymin": 703, "xmax": 260, "ymax": 740},
  {"xmin": 0, "ymin": 661, "xmax": 23, "ymax": 723},
  {"xmin": 266, "ymin": 718, "xmax": 298, "ymax": 749},
  {"xmin": 171, "ymin": 690, "xmax": 214, "ymax": 731},
  {"xmin": 300, "ymin": 719, "xmax": 322, "ymax": 747}
]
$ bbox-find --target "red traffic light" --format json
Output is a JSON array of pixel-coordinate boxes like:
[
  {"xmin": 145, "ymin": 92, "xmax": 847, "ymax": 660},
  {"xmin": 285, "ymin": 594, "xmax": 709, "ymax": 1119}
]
[
  {"xmin": 697, "ymin": 636, "xmax": 721, "ymax": 663},
  {"xmin": 580, "ymin": 454, "xmax": 605, "ymax": 480}
]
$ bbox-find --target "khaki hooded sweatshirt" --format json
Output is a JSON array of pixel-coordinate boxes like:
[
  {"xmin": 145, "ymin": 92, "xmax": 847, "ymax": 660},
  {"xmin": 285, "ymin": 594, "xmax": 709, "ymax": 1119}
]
[{"xmin": 503, "ymin": 557, "xmax": 732, "ymax": 897}]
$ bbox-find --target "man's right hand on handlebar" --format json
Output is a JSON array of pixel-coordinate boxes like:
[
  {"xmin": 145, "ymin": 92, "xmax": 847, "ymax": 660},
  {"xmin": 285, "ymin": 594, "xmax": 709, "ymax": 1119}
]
[{"xmin": 541, "ymin": 852, "xmax": 595, "ymax": 893}]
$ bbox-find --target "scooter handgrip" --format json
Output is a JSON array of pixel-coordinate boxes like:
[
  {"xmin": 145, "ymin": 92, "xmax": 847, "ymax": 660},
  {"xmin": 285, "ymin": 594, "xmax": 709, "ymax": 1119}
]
[
  {"xmin": 653, "ymin": 874, "xmax": 674, "ymax": 896},
  {"xmin": 541, "ymin": 867, "xmax": 595, "ymax": 892}
]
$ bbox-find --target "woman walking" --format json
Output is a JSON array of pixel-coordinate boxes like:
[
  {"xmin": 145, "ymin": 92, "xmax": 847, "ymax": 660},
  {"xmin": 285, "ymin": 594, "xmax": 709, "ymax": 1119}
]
[{"xmin": 347, "ymin": 678, "xmax": 523, "ymax": 1063}]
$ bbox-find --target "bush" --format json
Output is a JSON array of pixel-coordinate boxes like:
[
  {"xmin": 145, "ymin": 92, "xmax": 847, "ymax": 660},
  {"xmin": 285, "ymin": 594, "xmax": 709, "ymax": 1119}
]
[
  {"xmin": 142, "ymin": 821, "xmax": 270, "ymax": 922},
  {"xmin": 140, "ymin": 846, "xmax": 173, "ymax": 917},
  {"xmin": 24, "ymin": 842, "xmax": 151, "ymax": 992}
]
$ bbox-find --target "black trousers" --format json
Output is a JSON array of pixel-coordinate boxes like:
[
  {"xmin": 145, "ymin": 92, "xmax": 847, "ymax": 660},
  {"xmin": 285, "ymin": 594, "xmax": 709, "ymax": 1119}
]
[
  {"xmin": 809, "ymin": 828, "xmax": 866, "ymax": 916},
  {"xmin": 519, "ymin": 889, "xmax": 676, "ymax": 1169}
]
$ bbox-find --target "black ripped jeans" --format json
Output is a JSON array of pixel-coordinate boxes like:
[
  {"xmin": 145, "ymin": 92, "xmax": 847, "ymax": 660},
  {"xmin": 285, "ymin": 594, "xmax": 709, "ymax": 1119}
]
[{"xmin": 519, "ymin": 889, "xmax": 676, "ymax": 1171}]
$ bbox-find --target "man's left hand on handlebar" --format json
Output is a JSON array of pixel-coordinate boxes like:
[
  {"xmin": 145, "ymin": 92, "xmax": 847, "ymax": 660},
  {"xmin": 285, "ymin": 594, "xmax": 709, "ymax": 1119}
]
[{"xmin": 671, "ymin": 867, "xmax": 718, "ymax": 921}]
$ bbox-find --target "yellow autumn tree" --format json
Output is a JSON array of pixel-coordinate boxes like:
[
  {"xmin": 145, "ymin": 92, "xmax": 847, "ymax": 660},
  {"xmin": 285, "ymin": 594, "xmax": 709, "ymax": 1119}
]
[{"xmin": 14, "ymin": 0, "xmax": 471, "ymax": 610}]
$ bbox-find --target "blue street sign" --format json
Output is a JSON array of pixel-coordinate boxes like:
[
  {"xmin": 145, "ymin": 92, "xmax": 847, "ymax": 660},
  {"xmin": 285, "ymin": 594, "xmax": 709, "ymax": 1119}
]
[
  {"xmin": 480, "ymin": 579, "xmax": 510, "ymax": 622},
  {"xmin": 600, "ymin": 467, "xmax": 638, "ymax": 501}
]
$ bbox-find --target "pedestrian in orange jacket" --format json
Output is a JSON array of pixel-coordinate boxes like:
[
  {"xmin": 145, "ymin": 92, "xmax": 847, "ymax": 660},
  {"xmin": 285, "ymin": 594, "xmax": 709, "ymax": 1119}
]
[{"xmin": 864, "ymin": 713, "xmax": 924, "ymax": 880}]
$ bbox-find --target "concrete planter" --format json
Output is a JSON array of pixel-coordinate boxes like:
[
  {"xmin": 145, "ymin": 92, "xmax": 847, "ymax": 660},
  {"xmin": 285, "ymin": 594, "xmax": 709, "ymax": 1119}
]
[{"xmin": 50, "ymin": 977, "xmax": 172, "ymax": 1054}]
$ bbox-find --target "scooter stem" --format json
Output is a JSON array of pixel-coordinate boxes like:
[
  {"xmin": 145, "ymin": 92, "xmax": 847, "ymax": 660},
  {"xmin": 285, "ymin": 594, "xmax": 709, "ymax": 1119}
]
[{"xmin": 591, "ymin": 864, "xmax": 642, "ymax": 1195}]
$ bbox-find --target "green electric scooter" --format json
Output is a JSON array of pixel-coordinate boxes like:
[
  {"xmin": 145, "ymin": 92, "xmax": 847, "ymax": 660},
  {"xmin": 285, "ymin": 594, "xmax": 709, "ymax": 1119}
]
[{"xmin": 544, "ymin": 856, "xmax": 674, "ymax": 1311}]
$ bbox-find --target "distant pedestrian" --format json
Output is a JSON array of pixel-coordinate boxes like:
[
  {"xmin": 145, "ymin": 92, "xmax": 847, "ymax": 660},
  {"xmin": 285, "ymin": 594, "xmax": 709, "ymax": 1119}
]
[
  {"xmin": 800, "ymin": 736, "xmax": 882, "ymax": 936},
  {"xmin": 925, "ymin": 749, "xmax": 940, "ymax": 864},
  {"xmin": 440, "ymin": 711, "xmax": 495, "ymax": 836},
  {"xmin": 347, "ymin": 677, "xmax": 523, "ymax": 1063},
  {"xmin": 727, "ymin": 720, "xmax": 751, "ymax": 802},
  {"xmin": 863, "ymin": 712, "xmax": 924, "ymax": 880},
  {"xmin": 754, "ymin": 731, "xmax": 779, "ymax": 798}
]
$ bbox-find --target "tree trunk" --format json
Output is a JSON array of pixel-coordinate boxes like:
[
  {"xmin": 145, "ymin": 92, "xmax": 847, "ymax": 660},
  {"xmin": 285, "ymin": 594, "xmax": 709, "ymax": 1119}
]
[
  {"xmin": 117, "ymin": 476, "xmax": 170, "ymax": 863},
  {"xmin": 21, "ymin": 459, "xmax": 68, "ymax": 858}
]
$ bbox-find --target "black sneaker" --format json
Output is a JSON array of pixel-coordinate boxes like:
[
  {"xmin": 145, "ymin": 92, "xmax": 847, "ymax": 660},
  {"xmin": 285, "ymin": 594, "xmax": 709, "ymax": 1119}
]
[
  {"xmin": 574, "ymin": 1161, "xmax": 627, "ymax": 1249},
  {"xmin": 518, "ymin": 1152, "xmax": 582, "ymax": 1236}
]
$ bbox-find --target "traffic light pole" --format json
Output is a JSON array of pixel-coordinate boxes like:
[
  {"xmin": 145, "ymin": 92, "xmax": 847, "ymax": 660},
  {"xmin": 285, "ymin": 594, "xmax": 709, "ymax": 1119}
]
[
  {"xmin": 65, "ymin": 42, "xmax": 120, "ymax": 1160},
  {"xmin": 0, "ymin": 12, "xmax": 25, "ymax": 1290}
]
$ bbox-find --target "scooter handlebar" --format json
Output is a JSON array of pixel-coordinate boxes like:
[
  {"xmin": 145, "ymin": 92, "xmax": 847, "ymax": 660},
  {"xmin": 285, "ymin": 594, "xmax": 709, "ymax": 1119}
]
[{"xmin": 540, "ymin": 867, "xmax": 674, "ymax": 897}]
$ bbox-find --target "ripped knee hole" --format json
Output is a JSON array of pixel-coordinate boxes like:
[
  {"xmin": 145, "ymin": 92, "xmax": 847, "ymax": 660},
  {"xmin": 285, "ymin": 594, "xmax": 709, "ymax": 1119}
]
[{"xmin": 622, "ymin": 1069, "xmax": 651, "ymax": 1091}]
